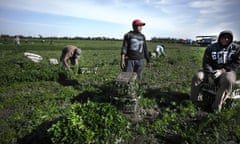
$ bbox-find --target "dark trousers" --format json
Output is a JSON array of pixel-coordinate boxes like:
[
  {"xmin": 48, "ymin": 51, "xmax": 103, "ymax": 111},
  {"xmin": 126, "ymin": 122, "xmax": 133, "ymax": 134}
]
[
  {"xmin": 125, "ymin": 59, "xmax": 144, "ymax": 82},
  {"xmin": 191, "ymin": 70, "xmax": 236, "ymax": 112}
]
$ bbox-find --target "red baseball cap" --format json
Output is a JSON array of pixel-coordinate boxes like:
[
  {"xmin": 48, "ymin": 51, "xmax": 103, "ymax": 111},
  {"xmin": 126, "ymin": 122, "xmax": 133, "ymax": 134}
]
[{"xmin": 132, "ymin": 19, "xmax": 146, "ymax": 26}]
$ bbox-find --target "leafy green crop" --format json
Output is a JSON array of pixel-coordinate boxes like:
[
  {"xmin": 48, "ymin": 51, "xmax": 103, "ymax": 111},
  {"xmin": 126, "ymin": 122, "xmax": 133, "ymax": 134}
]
[
  {"xmin": 48, "ymin": 101, "xmax": 131, "ymax": 144},
  {"xmin": 1, "ymin": 39, "xmax": 240, "ymax": 144},
  {"xmin": 0, "ymin": 51, "xmax": 60, "ymax": 85}
]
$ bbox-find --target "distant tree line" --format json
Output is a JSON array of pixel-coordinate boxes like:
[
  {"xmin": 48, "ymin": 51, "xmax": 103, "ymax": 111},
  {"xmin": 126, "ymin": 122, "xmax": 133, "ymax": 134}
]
[
  {"xmin": 1, "ymin": 34, "xmax": 239, "ymax": 44},
  {"xmin": 0, "ymin": 34, "xmax": 121, "ymax": 41}
]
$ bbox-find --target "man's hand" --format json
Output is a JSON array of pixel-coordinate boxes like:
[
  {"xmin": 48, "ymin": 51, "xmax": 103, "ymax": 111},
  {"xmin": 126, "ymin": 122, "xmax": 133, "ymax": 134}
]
[
  {"xmin": 120, "ymin": 59, "xmax": 125, "ymax": 70},
  {"xmin": 146, "ymin": 62, "xmax": 151, "ymax": 68},
  {"xmin": 212, "ymin": 69, "xmax": 225, "ymax": 79},
  {"xmin": 68, "ymin": 69, "xmax": 73, "ymax": 72}
]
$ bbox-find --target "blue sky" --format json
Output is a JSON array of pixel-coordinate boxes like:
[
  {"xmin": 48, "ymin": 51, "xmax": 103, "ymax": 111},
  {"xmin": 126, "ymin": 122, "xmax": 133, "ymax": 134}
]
[{"xmin": 0, "ymin": 0, "xmax": 239, "ymax": 40}]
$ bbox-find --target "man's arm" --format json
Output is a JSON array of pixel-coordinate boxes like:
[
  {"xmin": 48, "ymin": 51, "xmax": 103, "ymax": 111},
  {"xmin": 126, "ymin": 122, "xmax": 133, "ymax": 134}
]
[
  {"xmin": 120, "ymin": 33, "xmax": 129, "ymax": 69},
  {"xmin": 224, "ymin": 44, "xmax": 240, "ymax": 71},
  {"xmin": 143, "ymin": 37, "xmax": 150, "ymax": 64},
  {"xmin": 63, "ymin": 55, "xmax": 72, "ymax": 72},
  {"xmin": 75, "ymin": 58, "xmax": 78, "ymax": 66},
  {"xmin": 121, "ymin": 54, "xmax": 126, "ymax": 69},
  {"xmin": 202, "ymin": 46, "xmax": 213, "ymax": 73}
]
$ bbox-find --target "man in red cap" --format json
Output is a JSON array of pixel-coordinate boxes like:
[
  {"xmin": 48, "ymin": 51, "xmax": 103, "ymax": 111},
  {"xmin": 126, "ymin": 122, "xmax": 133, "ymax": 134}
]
[{"xmin": 120, "ymin": 19, "xmax": 151, "ymax": 82}]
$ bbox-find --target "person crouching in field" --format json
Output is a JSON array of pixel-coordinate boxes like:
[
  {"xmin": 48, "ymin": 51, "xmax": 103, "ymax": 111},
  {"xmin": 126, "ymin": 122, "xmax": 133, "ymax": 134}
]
[
  {"xmin": 60, "ymin": 45, "xmax": 81, "ymax": 73},
  {"xmin": 154, "ymin": 44, "xmax": 166, "ymax": 57},
  {"xmin": 120, "ymin": 19, "xmax": 151, "ymax": 82}
]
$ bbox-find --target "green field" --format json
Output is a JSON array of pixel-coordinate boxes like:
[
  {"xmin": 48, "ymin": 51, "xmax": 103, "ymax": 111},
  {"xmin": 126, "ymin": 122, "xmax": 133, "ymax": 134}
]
[{"xmin": 1, "ymin": 39, "xmax": 240, "ymax": 143}]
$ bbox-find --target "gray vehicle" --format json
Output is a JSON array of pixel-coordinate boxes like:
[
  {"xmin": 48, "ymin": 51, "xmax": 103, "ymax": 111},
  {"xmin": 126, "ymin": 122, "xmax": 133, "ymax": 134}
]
[{"xmin": 199, "ymin": 76, "xmax": 240, "ymax": 112}]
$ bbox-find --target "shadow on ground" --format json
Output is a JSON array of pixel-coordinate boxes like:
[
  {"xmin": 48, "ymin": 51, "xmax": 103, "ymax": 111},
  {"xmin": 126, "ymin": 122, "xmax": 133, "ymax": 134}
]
[
  {"xmin": 144, "ymin": 88, "xmax": 190, "ymax": 107},
  {"xmin": 57, "ymin": 72, "xmax": 79, "ymax": 86},
  {"xmin": 17, "ymin": 120, "xmax": 57, "ymax": 144}
]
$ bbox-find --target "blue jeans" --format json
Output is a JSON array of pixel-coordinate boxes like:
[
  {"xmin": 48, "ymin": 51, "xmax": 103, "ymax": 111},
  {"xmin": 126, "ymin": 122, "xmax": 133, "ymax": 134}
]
[{"xmin": 126, "ymin": 59, "xmax": 144, "ymax": 81}]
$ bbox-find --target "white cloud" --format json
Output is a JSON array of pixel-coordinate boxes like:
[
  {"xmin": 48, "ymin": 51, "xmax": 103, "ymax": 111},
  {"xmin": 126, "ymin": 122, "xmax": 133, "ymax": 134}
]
[
  {"xmin": 189, "ymin": 0, "xmax": 236, "ymax": 14},
  {"xmin": 0, "ymin": 0, "xmax": 239, "ymax": 40},
  {"xmin": 0, "ymin": 0, "xmax": 148, "ymax": 25}
]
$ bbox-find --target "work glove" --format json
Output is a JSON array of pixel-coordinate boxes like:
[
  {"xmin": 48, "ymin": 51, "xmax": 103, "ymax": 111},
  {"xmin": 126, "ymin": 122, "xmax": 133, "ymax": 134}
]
[{"xmin": 212, "ymin": 69, "xmax": 225, "ymax": 79}]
